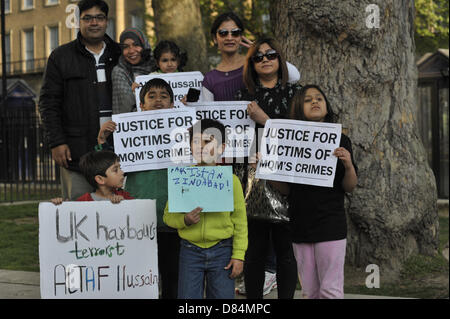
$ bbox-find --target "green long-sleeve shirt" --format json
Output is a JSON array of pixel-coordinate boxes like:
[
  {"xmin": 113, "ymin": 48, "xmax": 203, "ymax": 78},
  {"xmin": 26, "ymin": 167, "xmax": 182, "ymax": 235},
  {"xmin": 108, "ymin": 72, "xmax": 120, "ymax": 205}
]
[{"xmin": 125, "ymin": 169, "xmax": 171, "ymax": 231}]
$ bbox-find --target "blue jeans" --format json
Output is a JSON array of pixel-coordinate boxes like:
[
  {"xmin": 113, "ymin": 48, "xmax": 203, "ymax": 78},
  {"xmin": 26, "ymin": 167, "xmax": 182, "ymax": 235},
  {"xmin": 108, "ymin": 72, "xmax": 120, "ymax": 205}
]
[{"xmin": 178, "ymin": 238, "xmax": 235, "ymax": 299}]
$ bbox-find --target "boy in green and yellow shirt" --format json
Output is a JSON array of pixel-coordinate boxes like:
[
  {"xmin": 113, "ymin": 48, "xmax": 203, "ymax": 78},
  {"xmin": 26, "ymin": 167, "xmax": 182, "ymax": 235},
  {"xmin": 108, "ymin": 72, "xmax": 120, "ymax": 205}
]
[{"xmin": 163, "ymin": 119, "xmax": 247, "ymax": 299}]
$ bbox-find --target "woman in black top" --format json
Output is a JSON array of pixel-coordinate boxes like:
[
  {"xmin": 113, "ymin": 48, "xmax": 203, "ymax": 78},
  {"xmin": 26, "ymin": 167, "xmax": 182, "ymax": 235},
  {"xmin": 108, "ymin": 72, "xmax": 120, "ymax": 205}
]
[
  {"xmin": 236, "ymin": 38, "xmax": 301, "ymax": 299},
  {"xmin": 272, "ymin": 85, "xmax": 358, "ymax": 299}
]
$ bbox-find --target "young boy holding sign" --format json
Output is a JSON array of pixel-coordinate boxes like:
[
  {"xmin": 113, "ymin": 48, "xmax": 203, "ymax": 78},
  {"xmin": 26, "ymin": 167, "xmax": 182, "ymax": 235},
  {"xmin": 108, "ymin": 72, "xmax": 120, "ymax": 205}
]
[
  {"xmin": 163, "ymin": 119, "xmax": 248, "ymax": 299},
  {"xmin": 51, "ymin": 150, "xmax": 133, "ymax": 204},
  {"xmin": 97, "ymin": 78, "xmax": 182, "ymax": 299},
  {"xmin": 271, "ymin": 85, "xmax": 358, "ymax": 299}
]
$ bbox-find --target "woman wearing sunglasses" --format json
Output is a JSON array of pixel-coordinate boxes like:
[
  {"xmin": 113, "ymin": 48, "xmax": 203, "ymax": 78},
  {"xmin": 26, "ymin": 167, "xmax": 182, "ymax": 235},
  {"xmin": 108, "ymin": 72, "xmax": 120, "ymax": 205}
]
[
  {"xmin": 236, "ymin": 38, "xmax": 301, "ymax": 299},
  {"xmin": 202, "ymin": 12, "xmax": 300, "ymax": 102}
]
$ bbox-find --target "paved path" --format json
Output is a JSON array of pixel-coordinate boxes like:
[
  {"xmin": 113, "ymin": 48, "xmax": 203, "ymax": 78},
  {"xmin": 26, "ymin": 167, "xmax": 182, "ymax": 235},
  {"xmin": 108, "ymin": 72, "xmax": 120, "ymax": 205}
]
[
  {"xmin": 0, "ymin": 269, "xmax": 411, "ymax": 299},
  {"xmin": 0, "ymin": 270, "xmax": 40, "ymax": 299}
]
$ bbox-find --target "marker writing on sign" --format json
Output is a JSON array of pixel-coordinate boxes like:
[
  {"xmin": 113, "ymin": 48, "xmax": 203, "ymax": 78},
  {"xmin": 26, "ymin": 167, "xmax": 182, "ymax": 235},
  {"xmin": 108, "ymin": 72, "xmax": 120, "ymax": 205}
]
[
  {"xmin": 173, "ymin": 177, "xmax": 230, "ymax": 192},
  {"xmin": 170, "ymin": 167, "xmax": 231, "ymax": 192},
  {"xmin": 116, "ymin": 265, "xmax": 159, "ymax": 292},
  {"xmin": 53, "ymin": 264, "xmax": 109, "ymax": 296}
]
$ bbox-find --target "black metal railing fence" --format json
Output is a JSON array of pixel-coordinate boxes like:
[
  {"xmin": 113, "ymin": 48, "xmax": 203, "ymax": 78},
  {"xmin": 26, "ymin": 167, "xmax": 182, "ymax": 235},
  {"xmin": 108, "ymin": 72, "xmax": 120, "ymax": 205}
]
[{"xmin": 0, "ymin": 105, "xmax": 60, "ymax": 202}]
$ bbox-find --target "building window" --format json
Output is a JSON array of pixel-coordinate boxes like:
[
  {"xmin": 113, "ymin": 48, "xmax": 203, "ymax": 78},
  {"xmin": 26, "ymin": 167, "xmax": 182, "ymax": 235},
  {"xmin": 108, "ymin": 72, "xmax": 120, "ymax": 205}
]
[
  {"xmin": 5, "ymin": 0, "xmax": 11, "ymax": 13},
  {"xmin": 46, "ymin": 0, "xmax": 59, "ymax": 5},
  {"xmin": 5, "ymin": 33, "xmax": 11, "ymax": 73},
  {"xmin": 22, "ymin": 0, "xmax": 34, "ymax": 10},
  {"xmin": 48, "ymin": 26, "xmax": 59, "ymax": 54},
  {"xmin": 23, "ymin": 29, "xmax": 34, "ymax": 71},
  {"xmin": 106, "ymin": 18, "xmax": 115, "ymax": 41},
  {"xmin": 131, "ymin": 14, "xmax": 144, "ymax": 30}
]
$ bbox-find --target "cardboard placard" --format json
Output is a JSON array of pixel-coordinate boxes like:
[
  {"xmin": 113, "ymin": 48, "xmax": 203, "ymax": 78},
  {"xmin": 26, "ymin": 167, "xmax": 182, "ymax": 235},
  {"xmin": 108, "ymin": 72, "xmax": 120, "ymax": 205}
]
[
  {"xmin": 38, "ymin": 200, "xmax": 158, "ymax": 299},
  {"xmin": 256, "ymin": 119, "xmax": 342, "ymax": 187}
]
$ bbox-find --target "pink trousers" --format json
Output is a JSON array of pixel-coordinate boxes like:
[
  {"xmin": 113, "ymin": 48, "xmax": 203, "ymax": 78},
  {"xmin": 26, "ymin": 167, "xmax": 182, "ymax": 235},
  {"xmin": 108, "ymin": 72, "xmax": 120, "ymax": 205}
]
[{"xmin": 292, "ymin": 239, "xmax": 346, "ymax": 299}]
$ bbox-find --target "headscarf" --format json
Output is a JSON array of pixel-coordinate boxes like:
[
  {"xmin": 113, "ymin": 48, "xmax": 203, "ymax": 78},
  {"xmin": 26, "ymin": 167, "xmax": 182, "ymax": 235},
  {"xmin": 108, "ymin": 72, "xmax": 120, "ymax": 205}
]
[
  {"xmin": 120, "ymin": 28, "xmax": 150, "ymax": 52},
  {"xmin": 117, "ymin": 28, "xmax": 155, "ymax": 80},
  {"xmin": 112, "ymin": 28, "xmax": 155, "ymax": 114}
]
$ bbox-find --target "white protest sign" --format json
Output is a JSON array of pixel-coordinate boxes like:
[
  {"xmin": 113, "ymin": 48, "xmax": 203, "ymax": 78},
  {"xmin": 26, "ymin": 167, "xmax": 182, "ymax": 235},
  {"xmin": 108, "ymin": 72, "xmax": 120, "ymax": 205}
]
[
  {"xmin": 135, "ymin": 72, "xmax": 204, "ymax": 109},
  {"xmin": 193, "ymin": 101, "xmax": 255, "ymax": 159},
  {"xmin": 112, "ymin": 108, "xmax": 196, "ymax": 172},
  {"xmin": 256, "ymin": 119, "xmax": 342, "ymax": 187},
  {"xmin": 38, "ymin": 200, "xmax": 158, "ymax": 299}
]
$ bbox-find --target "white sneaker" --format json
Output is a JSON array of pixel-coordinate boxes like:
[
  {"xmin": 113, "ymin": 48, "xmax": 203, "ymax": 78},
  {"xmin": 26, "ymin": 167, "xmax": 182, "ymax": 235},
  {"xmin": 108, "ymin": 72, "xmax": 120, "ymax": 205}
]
[
  {"xmin": 236, "ymin": 280, "xmax": 246, "ymax": 295},
  {"xmin": 263, "ymin": 271, "xmax": 277, "ymax": 296}
]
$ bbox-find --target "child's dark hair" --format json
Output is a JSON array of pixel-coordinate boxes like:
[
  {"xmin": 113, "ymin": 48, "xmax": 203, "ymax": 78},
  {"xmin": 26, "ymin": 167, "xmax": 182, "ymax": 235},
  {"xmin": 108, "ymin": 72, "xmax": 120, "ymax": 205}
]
[
  {"xmin": 78, "ymin": 0, "xmax": 109, "ymax": 16},
  {"xmin": 79, "ymin": 150, "xmax": 119, "ymax": 189},
  {"xmin": 290, "ymin": 85, "xmax": 337, "ymax": 123},
  {"xmin": 139, "ymin": 78, "xmax": 174, "ymax": 104},
  {"xmin": 188, "ymin": 119, "xmax": 227, "ymax": 145},
  {"xmin": 210, "ymin": 12, "xmax": 244, "ymax": 38},
  {"xmin": 153, "ymin": 40, "xmax": 188, "ymax": 72}
]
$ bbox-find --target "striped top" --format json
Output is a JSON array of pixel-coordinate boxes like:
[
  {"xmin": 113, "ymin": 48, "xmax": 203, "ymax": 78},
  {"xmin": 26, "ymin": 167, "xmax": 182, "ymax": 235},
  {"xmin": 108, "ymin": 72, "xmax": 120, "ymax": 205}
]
[{"xmin": 86, "ymin": 42, "xmax": 112, "ymax": 127}]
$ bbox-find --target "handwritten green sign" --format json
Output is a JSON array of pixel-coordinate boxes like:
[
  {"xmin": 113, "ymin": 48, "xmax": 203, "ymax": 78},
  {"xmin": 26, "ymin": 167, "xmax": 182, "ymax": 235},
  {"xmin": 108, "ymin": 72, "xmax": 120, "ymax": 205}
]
[{"xmin": 168, "ymin": 166, "xmax": 233, "ymax": 212}]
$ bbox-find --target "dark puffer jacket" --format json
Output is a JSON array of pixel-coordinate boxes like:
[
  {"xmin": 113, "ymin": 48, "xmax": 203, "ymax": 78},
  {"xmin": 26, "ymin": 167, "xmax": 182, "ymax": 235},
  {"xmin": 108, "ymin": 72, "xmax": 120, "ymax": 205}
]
[{"xmin": 39, "ymin": 32, "xmax": 121, "ymax": 171}]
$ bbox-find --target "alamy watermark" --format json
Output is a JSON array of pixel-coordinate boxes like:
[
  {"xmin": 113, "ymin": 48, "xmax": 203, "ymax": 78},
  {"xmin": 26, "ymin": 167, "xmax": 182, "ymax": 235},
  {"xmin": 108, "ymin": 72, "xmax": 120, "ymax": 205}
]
[
  {"xmin": 65, "ymin": 263, "xmax": 81, "ymax": 290},
  {"xmin": 365, "ymin": 264, "xmax": 380, "ymax": 288},
  {"xmin": 366, "ymin": 4, "xmax": 380, "ymax": 29},
  {"xmin": 65, "ymin": 4, "xmax": 380, "ymax": 30},
  {"xmin": 65, "ymin": 4, "xmax": 80, "ymax": 29}
]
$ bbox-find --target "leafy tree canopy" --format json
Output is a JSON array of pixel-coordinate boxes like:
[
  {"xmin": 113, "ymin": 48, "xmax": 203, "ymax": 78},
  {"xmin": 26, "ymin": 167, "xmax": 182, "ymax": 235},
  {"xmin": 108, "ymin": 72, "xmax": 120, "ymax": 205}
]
[
  {"xmin": 415, "ymin": 0, "xmax": 449, "ymax": 56},
  {"xmin": 146, "ymin": 0, "xmax": 448, "ymax": 58}
]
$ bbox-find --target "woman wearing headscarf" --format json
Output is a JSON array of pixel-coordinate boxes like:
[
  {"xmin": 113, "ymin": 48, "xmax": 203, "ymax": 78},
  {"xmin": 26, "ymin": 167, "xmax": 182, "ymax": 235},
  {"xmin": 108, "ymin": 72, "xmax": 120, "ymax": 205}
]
[{"xmin": 112, "ymin": 28, "xmax": 155, "ymax": 114}]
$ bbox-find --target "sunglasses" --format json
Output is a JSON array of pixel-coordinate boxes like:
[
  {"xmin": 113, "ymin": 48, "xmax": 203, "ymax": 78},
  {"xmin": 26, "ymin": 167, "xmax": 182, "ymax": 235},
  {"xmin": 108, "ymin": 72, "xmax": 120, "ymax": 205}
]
[
  {"xmin": 217, "ymin": 28, "xmax": 242, "ymax": 38},
  {"xmin": 251, "ymin": 50, "xmax": 279, "ymax": 63}
]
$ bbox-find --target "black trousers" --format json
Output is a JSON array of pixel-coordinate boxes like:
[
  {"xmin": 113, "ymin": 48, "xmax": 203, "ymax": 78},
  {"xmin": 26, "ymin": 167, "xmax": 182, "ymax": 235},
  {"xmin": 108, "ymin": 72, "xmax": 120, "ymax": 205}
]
[
  {"xmin": 244, "ymin": 219, "xmax": 298, "ymax": 299},
  {"xmin": 157, "ymin": 230, "xmax": 180, "ymax": 299}
]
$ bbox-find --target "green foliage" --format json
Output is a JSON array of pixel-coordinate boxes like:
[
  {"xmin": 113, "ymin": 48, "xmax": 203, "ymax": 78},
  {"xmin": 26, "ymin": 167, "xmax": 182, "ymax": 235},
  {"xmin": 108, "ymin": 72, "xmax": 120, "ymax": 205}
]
[
  {"xmin": 415, "ymin": 0, "xmax": 449, "ymax": 56},
  {"xmin": 197, "ymin": 0, "xmax": 449, "ymax": 58}
]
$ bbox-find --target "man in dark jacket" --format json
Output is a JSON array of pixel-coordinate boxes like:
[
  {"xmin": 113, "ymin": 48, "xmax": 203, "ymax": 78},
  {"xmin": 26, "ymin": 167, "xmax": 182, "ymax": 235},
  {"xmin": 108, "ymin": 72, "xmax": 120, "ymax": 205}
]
[{"xmin": 39, "ymin": 0, "xmax": 121, "ymax": 200}]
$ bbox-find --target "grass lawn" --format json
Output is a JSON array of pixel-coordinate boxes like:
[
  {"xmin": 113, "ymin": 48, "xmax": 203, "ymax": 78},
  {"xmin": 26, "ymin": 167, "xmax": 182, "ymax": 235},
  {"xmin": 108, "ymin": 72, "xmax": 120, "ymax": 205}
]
[
  {"xmin": 344, "ymin": 209, "xmax": 449, "ymax": 299},
  {"xmin": 0, "ymin": 203, "xmax": 40, "ymax": 272},
  {"xmin": 344, "ymin": 254, "xmax": 448, "ymax": 299},
  {"xmin": 0, "ymin": 202, "xmax": 448, "ymax": 298}
]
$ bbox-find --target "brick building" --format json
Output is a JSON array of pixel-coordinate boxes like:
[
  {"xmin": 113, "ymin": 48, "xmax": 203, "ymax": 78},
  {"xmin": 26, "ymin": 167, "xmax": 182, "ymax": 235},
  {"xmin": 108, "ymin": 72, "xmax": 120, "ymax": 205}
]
[{"xmin": 0, "ymin": 0, "xmax": 150, "ymax": 95}]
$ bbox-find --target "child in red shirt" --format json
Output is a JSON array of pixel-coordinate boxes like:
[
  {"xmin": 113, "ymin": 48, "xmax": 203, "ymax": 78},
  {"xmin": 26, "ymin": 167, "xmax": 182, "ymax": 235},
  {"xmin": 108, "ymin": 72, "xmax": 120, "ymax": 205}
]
[{"xmin": 52, "ymin": 150, "xmax": 133, "ymax": 204}]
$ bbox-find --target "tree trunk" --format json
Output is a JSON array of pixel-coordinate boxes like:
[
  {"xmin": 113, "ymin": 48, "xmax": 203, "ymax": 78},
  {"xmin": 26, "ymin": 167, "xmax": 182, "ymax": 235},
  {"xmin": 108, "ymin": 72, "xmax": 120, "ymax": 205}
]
[
  {"xmin": 152, "ymin": 0, "xmax": 208, "ymax": 73},
  {"xmin": 271, "ymin": 0, "xmax": 439, "ymax": 279}
]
